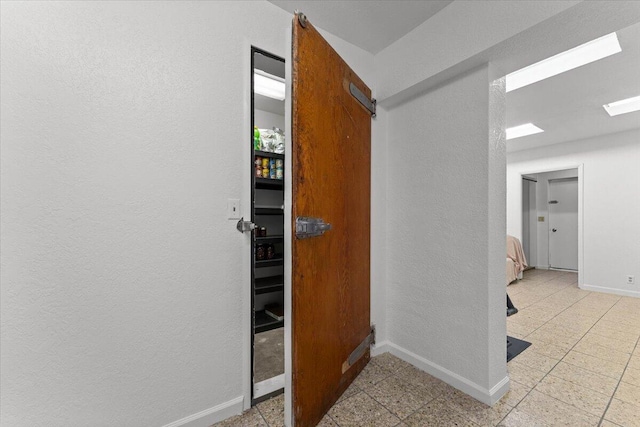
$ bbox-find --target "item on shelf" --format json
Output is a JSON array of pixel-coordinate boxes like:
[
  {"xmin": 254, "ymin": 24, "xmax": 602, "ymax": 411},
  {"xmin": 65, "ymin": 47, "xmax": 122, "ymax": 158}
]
[
  {"xmin": 275, "ymin": 159, "xmax": 283, "ymax": 180},
  {"xmin": 266, "ymin": 244, "xmax": 275, "ymax": 260},
  {"xmin": 259, "ymin": 226, "xmax": 267, "ymax": 237},
  {"xmin": 265, "ymin": 303, "xmax": 284, "ymax": 321},
  {"xmin": 273, "ymin": 128, "xmax": 285, "ymax": 154},
  {"xmin": 256, "ymin": 244, "xmax": 265, "ymax": 261},
  {"xmin": 261, "ymin": 157, "xmax": 269, "ymax": 168},
  {"xmin": 259, "ymin": 128, "xmax": 283, "ymax": 153},
  {"xmin": 255, "ymin": 156, "xmax": 262, "ymax": 166},
  {"xmin": 269, "ymin": 158, "xmax": 276, "ymax": 179},
  {"xmin": 254, "ymin": 126, "xmax": 261, "ymax": 150},
  {"xmin": 255, "ymin": 165, "xmax": 262, "ymax": 177},
  {"xmin": 262, "ymin": 167, "xmax": 269, "ymax": 178}
]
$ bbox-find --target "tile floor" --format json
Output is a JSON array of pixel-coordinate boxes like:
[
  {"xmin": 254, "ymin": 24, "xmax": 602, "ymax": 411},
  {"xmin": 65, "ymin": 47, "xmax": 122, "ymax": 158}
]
[{"xmin": 215, "ymin": 270, "xmax": 640, "ymax": 426}]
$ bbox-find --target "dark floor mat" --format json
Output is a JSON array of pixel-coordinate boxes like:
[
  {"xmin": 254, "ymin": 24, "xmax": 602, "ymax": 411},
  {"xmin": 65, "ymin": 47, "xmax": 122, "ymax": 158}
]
[{"xmin": 507, "ymin": 336, "xmax": 531, "ymax": 362}]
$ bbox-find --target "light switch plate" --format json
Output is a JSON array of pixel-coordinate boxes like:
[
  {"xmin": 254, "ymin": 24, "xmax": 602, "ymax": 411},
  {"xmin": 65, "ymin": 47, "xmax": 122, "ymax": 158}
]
[
  {"xmin": 627, "ymin": 275, "xmax": 635, "ymax": 285},
  {"xmin": 227, "ymin": 199, "xmax": 241, "ymax": 220}
]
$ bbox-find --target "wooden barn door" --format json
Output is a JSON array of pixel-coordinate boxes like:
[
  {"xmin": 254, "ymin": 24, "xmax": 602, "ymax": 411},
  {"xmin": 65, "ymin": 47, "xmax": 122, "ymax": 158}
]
[{"xmin": 291, "ymin": 11, "xmax": 374, "ymax": 427}]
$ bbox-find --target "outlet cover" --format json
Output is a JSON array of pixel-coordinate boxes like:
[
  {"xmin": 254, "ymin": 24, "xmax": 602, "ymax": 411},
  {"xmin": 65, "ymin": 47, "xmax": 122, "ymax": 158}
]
[
  {"xmin": 227, "ymin": 199, "xmax": 241, "ymax": 220},
  {"xmin": 538, "ymin": 216, "xmax": 545, "ymax": 222},
  {"xmin": 627, "ymin": 275, "xmax": 635, "ymax": 285}
]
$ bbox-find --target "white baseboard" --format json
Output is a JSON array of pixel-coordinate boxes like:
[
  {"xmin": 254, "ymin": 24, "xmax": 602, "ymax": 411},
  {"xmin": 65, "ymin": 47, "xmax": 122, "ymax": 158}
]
[
  {"xmin": 580, "ymin": 284, "xmax": 640, "ymax": 298},
  {"xmin": 254, "ymin": 374, "xmax": 285, "ymax": 398},
  {"xmin": 549, "ymin": 267, "xmax": 577, "ymax": 273},
  {"xmin": 382, "ymin": 342, "xmax": 510, "ymax": 405},
  {"xmin": 371, "ymin": 340, "xmax": 391, "ymax": 357},
  {"xmin": 162, "ymin": 396, "xmax": 244, "ymax": 427}
]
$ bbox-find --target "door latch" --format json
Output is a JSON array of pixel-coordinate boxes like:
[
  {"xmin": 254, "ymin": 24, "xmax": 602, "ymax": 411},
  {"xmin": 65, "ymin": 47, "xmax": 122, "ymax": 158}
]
[{"xmin": 295, "ymin": 216, "xmax": 331, "ymax": 239}]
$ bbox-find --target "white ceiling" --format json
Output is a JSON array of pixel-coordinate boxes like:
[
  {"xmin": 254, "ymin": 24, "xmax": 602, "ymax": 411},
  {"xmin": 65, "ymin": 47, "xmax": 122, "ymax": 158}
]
[
  {"xmin": 506, "ymin": 21, "xmax": 640, "ymax": 152},
  {"xmin": 264, "ymin": 2, "xmax": 640, "ymax": 152},
  {"xmin": 268, "ymin": 0, "xmax": 453, "ymax": 54}
]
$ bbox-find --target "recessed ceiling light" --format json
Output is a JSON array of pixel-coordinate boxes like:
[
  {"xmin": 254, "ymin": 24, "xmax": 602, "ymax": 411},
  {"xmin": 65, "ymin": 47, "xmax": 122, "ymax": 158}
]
[
  {"xmin": 254, "ymin": 69, "xmax": 285, "ymax": 101},
  {"xmin": 506, "ymin": 123, "xmax": 544, "ymax": 140},
  {"xmin": 603, "ymin": 95, "xmax": 640, "ymax": 117},
  {"xmin": 506, "ymin": 32, "xmax": 621, "ymax": 92}
]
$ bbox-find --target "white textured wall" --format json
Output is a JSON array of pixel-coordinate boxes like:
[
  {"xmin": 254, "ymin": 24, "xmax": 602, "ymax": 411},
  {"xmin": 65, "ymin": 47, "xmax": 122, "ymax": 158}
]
[
  {"xmin": 507, "ymin": 129, "xmax": 640, "ymax": 296},
  {"xmin": 0, "ymin": 2, "xmax": 292, "ymax": 426},
  {"xmin": 385, "ymin": 65, "xmax": 506, "ymax": 395}
]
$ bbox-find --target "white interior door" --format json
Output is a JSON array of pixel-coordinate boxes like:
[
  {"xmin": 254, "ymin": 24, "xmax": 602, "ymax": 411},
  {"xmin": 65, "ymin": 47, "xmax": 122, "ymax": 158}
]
[
  {"xmin": 548, "ymin": 178, "xmax": 578, "ymax": 270},
  {"xmin": 522, "ymin": 179, "xmax": 530, "ymax": 262}
]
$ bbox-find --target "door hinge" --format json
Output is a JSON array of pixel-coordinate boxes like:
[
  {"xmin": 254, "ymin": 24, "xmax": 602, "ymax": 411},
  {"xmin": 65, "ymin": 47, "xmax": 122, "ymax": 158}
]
[
  {"xmin": 296, "ymin": 10, "xmax": 307, "ymax": 28},
  {"xmin": 349, "ymin": 82, "xmax": 376, "ymax": 117},
  {"xmin": 342, "ymin": 325, "xmax": 376, "ymax": 373}
]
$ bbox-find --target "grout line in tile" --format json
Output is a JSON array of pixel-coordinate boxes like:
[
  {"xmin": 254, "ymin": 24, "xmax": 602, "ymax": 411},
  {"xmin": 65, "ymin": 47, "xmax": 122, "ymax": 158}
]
[
  {"xmin": 597, "ymin": 335, "xmax": 640, "ymax": 427},
  {"xmin": 565, "ymin": 346, "xmax": 631, "ymax": 373},
  {"xmin": 253, "ymin": 401, "xmax": 270, "ymax": 427},
  {"xmin": 362, "ymin": 369, "xmax": 440, "ymax": 424},
  {"xmin": 500, "ymin": 277, "xmax": 622, "ymax": 425},
  {"xmin": 326, "ymin": 410, "xmax": 341, "ymax": 426},
  {"xmin": 361, "ymin": 389, "xmax": 405, "ymax": 424}
]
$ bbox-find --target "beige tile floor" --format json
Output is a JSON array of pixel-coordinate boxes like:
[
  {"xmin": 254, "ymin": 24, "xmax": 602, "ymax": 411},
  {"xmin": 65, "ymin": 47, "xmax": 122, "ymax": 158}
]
[{"xmin": 215, "ymin": 270, "xmax": 640, "ymax": 427}]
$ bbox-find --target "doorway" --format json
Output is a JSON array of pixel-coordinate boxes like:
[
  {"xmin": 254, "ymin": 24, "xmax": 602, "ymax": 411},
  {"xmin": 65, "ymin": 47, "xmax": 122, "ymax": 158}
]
[
  {"xmin": 517, "ymin": 168, "xmax": 580, "ymax": 273},
  {"xmin": 246, "ymin": 14, "xmax": 374, "ymax": 424},
  {"xmin": 251, "ymin": 47, "xmax": 286, "ymax": 402}
]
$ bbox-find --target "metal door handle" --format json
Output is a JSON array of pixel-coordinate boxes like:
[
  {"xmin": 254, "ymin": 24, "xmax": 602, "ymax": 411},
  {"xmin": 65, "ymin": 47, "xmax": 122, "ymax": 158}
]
[
  {"xmin": 552, "ymin": 228, "xmax": 557, "ymax": 232},
  {"xmin": 236, "ymin": 217, "xmax": 255, "ymax": 233}
]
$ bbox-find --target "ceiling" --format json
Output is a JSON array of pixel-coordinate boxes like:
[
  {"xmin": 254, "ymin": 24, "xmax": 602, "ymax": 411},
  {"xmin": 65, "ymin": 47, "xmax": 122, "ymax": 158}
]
[
  {"xmin": 506, "ymin": 21, "xmax": 640, "ymax": 152},
  {"xmin": 262, "ymin": 2, "xmax": 640, "ymax": 151},
  {"xmin": 268, "ymin": 0, "xmax": 453, "ymax": 54}
]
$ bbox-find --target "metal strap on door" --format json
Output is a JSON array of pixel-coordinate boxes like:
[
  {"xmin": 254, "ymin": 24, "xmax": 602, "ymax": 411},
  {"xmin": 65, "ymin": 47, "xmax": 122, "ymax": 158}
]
[
  {"xmin": 342, "ymin": 325, "xmax": 376, "ymax": 373},
  {"xmin": 349, "ymin": 83, "xmax": 376, "ymax": 117},
  {"xmin": 297, "ymin": 11, "xmax": 376, "ymax": 118}
]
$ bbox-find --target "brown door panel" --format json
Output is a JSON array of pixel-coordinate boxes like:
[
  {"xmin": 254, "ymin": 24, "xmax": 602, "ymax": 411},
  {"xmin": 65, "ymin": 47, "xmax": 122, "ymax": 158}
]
[{"xmin": 292, "ymin": 12, "xmax": 372, "ymax": 427}]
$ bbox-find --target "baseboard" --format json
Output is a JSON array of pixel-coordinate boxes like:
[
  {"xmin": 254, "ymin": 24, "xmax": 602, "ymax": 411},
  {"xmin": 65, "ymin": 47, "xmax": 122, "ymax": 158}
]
[
  {"xmin": 371, "ymin": 340, "xmax": 391, "ymax": 357},
  {"xmin": 384, "ymin": 342, "xmax": 510, "ymax": 405},
  {"xmin": 162, "ymin": 396, "xmax": 244, "ymax": 427},
  {"xmin": 580, "ymin": 284, "xmax": 640, "ymax": 298},
  {"xmin": 254, "ymin": 374, "xmax": 285, "ymax": 399}
]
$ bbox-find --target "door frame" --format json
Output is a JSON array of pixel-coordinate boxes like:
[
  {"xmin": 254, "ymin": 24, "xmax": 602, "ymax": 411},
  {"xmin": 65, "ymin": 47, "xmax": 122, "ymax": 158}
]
[
  {"xmin": 518, "ymin": 164, "xmax": 584, "ymax": 285},
  {"xmin": 521, "ymin": 176, "xmax": 537, "ymax": 267},
  {"xmin": 283, "ymin": 27, "xmax": 293, "ymax": 427},
  {"xmin": 249, "ymin": 46, "xmax": 287, "ymax": 404},
  {"xmin": 242, "ymin": 39, "xmax": 292, "ymax": 412}
]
